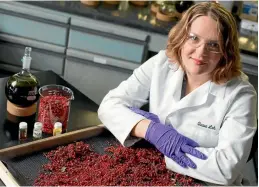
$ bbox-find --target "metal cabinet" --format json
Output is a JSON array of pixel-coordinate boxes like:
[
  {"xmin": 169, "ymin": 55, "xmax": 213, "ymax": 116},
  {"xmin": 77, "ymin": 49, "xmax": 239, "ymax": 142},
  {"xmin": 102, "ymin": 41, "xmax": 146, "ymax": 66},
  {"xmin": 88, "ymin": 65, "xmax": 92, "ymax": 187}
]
[
  {"xmin": 240, "ymin": 53, "xmax": 258, "ymax": 76},
  {"xmin": 0, "ymin": 41, "xmax": 65, "ymax": 75},
  {"xmin": 64, "ymin": 16, "xmax": 148, "ymax": 103},
  {"xmin": 64, "ymin": 49, "xmax": 137, "ymax": 104},
  {"xmin": 69, "ymin": 17, "xmax": 149, "ymax": 64},
  {"xmin": 0, "ymin": 2, "xmax": 70, "ymax": 46},
  {"xmin": 0, "ymin": 2, "xmax": 69, "ymax": 75}
]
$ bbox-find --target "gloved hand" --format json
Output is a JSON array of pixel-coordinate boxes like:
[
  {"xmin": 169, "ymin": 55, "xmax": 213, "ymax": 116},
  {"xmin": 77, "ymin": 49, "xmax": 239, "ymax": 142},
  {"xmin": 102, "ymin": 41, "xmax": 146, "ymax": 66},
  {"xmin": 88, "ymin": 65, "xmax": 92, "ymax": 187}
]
[
  {"xmin": 129, "ymin": 107, "xmax": 160, "ymax": 123},
  {"xmin": 145, "ymin": 121, "xmax": 207, "ymax": 169}
]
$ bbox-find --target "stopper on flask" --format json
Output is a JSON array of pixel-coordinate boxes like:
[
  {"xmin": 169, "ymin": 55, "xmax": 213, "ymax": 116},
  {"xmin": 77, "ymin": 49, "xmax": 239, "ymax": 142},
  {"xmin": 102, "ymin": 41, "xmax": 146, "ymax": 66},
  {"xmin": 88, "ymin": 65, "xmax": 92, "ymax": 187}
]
[
  {"xmin": 22, "ymin": 47, "xmax": 32, "ymax": 69},
  {"xmin": 24, "ymin": 47, "xmax": 32, "ymax": 57}
]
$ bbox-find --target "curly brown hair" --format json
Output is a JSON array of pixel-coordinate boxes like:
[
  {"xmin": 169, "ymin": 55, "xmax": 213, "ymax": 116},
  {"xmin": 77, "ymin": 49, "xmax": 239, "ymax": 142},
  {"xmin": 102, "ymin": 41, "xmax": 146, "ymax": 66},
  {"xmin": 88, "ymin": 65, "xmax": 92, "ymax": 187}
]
[{"xmin": 166, "ymin": 2, "xmax": 241, "ymax": 83}]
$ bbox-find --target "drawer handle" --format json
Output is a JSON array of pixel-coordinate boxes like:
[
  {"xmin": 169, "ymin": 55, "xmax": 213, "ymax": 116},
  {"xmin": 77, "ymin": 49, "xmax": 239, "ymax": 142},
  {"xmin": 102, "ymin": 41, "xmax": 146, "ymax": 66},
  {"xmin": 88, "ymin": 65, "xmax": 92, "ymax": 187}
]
[{"xmin": 93, "ymin": 56, "xmax": 107, "ymax": 65}]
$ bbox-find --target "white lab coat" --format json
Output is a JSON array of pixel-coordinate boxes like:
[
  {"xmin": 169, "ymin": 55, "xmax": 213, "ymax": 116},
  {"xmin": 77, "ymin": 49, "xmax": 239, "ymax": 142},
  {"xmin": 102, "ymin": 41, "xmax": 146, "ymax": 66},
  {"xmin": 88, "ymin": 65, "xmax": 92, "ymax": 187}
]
[{"xmin": 98, "ymin": 50, "xmax": 257, "ymax": 185}]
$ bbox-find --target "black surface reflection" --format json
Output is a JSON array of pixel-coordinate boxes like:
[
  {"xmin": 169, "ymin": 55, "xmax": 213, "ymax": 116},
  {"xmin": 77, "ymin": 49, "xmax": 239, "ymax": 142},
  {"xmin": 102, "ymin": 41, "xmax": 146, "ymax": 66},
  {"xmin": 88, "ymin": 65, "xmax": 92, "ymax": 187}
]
[
  {"xmin": 0, "ymin": 71, "xmax": 101, "ymax": 151},
  {"xmin": 4, "ymin": 112, "xmax": 35, "ymax": 141}
]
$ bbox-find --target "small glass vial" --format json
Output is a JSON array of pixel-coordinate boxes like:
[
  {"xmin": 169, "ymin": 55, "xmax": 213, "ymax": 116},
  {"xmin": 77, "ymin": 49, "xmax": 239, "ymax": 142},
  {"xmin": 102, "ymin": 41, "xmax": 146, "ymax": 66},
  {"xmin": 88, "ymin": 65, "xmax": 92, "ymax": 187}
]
[
  {"xmin": 19, "ymin": 122, "xmax": 27, "ymax": 140},
  {"xmin": 53, "ymin": 122, "xmax": 62, "ymax": 136},
  {"xmin": 33, "ymin": 122, "xmax": 43, "ymax": 139}
]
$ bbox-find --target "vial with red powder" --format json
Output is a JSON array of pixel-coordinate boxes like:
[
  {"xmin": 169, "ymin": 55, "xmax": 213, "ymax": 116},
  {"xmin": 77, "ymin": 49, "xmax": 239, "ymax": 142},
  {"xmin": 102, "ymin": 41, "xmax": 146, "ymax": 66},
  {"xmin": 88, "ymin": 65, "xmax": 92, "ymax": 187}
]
[{"xmin": 37, "ymin": 85, "xmax": 74, "ymax": 134}]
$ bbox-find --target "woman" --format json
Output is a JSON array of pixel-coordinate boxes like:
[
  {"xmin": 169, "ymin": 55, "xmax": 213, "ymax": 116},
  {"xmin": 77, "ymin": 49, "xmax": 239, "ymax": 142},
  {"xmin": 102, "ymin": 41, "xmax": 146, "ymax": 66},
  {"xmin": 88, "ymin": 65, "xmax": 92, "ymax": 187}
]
[{"xmin": 98, "ymin": 2, "xmax": 257, "ymax": 185}]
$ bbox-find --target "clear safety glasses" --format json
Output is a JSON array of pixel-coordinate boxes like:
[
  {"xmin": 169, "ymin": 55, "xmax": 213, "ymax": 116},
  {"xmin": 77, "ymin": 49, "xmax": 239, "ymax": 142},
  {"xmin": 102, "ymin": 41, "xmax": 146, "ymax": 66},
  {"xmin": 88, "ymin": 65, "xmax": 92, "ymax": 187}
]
[{"xmin": 186, "ymin": 33, "xmax": 222, "ymax": 54}]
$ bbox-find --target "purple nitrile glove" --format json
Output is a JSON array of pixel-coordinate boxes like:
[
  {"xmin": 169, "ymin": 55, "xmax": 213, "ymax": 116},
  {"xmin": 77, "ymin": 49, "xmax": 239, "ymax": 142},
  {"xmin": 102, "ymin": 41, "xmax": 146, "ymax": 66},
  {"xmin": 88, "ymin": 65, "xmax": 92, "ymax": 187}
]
[
  {"xmin": 129, "ymin": 107, "xmax": 160, "ymax": 123},
  {"xmin": 145, "ymin": 121, "xmax": 207, "ymax": 169}
]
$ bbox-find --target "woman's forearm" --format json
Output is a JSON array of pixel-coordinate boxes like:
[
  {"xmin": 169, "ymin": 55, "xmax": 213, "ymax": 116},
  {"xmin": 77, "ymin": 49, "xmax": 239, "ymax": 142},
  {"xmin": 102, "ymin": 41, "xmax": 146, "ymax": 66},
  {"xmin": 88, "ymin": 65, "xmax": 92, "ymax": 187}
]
[{"xmin": 131, "ymin": 119, "xmax": 151, "ymax": 138}]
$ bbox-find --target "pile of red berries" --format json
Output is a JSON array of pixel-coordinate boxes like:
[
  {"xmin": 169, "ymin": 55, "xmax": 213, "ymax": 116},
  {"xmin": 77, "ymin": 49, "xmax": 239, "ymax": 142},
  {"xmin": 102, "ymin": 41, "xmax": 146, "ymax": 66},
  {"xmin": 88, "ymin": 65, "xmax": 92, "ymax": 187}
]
[
  {"xmin": 38, "ymin": 95, "xmax": 70, "ymax": 134},
  {"xmin": 34, "ymin": 141, "xmax": 201, "ymax": 186}
]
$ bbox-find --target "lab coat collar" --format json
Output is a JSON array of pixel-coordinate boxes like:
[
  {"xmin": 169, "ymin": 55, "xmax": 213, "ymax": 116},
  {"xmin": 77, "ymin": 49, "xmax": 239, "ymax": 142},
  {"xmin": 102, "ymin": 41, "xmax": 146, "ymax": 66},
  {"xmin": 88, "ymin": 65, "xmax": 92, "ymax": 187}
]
[
  {"xmin": 167, "ymin": 61, "xmax": 184, "ymax": 102},
  {"xmin": 174, "ymin": 78, "xmax": 211, "ymax": 111},
  {"xmin": 170, "ymin": 67, "xmax": 185, "ymax": 103},
  {"xmin": 169, "ymin": 65, "xmax": 226, "ymax": 112},
  {"xmin": 208, "ymin": 72, "xmax": 248, "ymax": 98},
  {"xmin": 208, "ymin": 81, "xmax": 227, "ymax": 99}
]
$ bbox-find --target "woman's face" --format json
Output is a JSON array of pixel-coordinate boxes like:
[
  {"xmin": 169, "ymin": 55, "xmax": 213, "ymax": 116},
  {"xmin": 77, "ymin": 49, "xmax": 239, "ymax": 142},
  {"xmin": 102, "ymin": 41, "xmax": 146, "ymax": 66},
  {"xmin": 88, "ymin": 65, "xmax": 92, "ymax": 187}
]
[{"xmin": 181, "ymin": 16, "xmax": 222, "ymax": 77}]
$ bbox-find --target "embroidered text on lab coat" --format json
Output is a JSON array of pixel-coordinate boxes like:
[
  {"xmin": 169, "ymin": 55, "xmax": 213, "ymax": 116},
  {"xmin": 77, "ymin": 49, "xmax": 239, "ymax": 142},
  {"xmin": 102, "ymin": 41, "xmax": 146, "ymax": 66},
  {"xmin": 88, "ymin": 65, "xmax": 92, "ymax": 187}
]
[{"xmin": 197, "ymin": 121, "xmax": 216, "ymax": 130}]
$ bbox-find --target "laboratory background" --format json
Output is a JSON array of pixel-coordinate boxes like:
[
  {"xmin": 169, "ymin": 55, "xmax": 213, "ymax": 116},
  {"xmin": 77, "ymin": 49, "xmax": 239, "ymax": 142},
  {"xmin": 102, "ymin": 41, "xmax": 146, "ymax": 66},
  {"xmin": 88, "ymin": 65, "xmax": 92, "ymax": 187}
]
[{"xmin": 0, "ymin": 1, "xmax": 257, "ymax": 186}]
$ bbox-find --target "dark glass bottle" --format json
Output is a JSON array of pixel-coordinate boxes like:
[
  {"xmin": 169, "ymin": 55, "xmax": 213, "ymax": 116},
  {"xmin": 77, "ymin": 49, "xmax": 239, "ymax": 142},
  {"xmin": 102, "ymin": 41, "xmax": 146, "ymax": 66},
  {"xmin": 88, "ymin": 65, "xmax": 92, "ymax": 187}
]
[
  {"xmin": 5, "ymin": 47, "xmax": 40, "ymax": 107},
  {"xmin": 175, "ymin": 1, "xmax": 194, "ymax": 13}
]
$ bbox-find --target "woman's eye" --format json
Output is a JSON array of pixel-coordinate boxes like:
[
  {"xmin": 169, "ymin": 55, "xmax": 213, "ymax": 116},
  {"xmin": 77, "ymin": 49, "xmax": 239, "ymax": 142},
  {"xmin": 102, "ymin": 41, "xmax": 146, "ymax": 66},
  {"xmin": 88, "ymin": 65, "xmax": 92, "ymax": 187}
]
[
  {"xmin": 190, "ymin": 35, "xmax": 198, "ymax": 40},
  {"xmin": 208, "ymin": 42, "xmax": 219, "ymax": 48}
]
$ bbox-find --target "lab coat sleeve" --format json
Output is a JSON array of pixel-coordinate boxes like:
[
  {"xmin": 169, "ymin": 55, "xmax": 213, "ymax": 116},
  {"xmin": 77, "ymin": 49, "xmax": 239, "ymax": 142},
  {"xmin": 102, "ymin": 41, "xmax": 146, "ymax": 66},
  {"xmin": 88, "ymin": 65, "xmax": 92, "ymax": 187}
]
[
  {"xmin": 98, "ymin": 50, "xmax": 166, "ymax": 147},
  {"xmin": 165, "ymin": 85, "xmax": 257, "ymax": 185}
]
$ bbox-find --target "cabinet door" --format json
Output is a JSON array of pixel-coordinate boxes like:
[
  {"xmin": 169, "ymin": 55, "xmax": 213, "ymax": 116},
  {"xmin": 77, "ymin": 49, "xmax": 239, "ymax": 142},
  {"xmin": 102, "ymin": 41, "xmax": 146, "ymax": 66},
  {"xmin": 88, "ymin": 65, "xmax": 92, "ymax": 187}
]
[
  {"xmin": 0, "ymin": 63, "xmax": 39, "ymax": 74},
  {"xmin": 0, "ymin": 42, "xmax": 65, "ymax": 75},
  {"xmin": 240, "ymin": 53, "xmax": 258, "ymax": 76},
  {"xmin": 0, "ymin": 2, "xmax": 69, "ymax": 46},
  {"xmin": 69, "ymin": 17, "xmax": 148, "ymax": 64},
  {"xmin": 64, "ymin": 57, "xmax": 132, "ymax": 105}
]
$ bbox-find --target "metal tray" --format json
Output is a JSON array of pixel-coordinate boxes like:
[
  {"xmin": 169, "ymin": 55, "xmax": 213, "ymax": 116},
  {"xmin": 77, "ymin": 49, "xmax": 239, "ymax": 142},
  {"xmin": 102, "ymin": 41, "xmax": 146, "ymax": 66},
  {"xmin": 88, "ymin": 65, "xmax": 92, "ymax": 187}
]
[{"xmin": 1, "ymin": 128, "xmax": 119, "ymax": 186}]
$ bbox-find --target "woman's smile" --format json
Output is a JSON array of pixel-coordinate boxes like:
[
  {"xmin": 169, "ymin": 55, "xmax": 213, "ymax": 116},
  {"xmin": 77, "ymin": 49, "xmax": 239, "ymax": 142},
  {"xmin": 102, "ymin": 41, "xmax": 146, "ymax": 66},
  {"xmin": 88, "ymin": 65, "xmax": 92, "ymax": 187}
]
[{"xmin": 191, "ymin": 57, "xmax": 206, "ymax": 65}]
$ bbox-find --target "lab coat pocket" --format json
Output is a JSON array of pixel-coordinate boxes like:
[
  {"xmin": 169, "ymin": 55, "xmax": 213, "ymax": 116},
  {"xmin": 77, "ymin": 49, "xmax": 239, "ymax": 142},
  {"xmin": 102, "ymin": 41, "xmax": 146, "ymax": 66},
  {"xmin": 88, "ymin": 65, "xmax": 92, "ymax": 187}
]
[{"xmin": 193, "ymin": 119, "xmax": 220, "ymax": 148}]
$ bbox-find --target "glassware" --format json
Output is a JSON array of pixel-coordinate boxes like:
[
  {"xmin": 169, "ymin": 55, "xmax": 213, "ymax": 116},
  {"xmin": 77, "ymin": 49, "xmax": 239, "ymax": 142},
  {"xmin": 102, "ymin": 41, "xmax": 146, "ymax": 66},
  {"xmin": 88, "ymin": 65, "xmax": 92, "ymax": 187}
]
[
  {"xmin": 37, "ymin": 85, "xmax": 74, "ymax": 134},
  {"xmin": 53, "ymin": 122, "xmax": 62, "ymax": 136},
  {"xmin": 5, "ymin": 47, "xmax": 40, "ymax": 107},
  {"xmin": 19, "ymin": 122, "xmax": 28, "ymax": 140},
  {"xmin": 80, "ymin": 0, "xmax": 100, "ymax": 7},
  {"xmin": 151, "ymin": 1, "xmax": 163, "ymax": 14},
  {"xmin": 159, "ymin": 1, "xmax": 176, "ymax": 15},
  {"xmin": 33, "ymin": 122, "xmax": 43, "ymax": 139},
  {"xmin": 156, "ymin": 1, "xmax": 181, "ymax": 22},
  {"xmin": 175, "ymin": 1, "xmax": 194, "ymax": 13}
]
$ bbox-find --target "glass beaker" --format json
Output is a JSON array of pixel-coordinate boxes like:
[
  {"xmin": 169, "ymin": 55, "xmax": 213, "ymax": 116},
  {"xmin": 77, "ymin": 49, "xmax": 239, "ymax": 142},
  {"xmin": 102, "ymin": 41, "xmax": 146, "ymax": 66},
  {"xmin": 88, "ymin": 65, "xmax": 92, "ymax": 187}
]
[{"xmin": 37, "ymin": 85, "xmax": 74, "ymax": 134}]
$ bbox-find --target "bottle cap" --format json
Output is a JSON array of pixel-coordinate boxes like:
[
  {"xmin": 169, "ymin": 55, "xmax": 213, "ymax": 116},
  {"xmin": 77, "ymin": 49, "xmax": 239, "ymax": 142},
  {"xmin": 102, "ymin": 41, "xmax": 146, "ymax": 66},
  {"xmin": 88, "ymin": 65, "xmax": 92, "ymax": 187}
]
[
  {"xmin": 54, "ymin": 122, "xmax": 62, "ymax": 129},
  {"xmin": 34, "ymin": 122, "xmax": 43, "ymax": 129},
  {"xmin": 19, "ymin": 122, "xmax": 27, "ymax": 129}
]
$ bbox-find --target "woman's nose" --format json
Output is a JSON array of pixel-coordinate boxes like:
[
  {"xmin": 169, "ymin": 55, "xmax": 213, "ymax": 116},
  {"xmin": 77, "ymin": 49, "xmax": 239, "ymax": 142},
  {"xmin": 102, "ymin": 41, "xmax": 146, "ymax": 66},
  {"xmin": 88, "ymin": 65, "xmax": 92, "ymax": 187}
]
[{"xmin": 195, "ymin": 43, "xmax": 208, "ymax": 57}]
